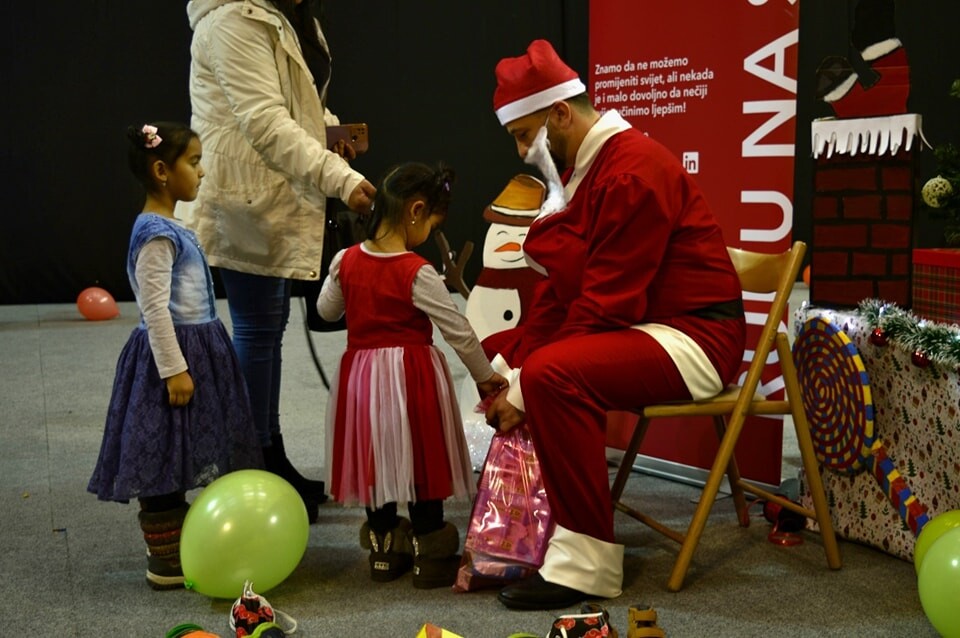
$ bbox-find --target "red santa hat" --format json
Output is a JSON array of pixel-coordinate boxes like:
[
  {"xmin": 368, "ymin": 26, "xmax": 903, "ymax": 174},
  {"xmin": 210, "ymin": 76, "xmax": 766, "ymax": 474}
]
[{"xmin": 493, "ymin": 39, "xmax": 587, "ymax": 125}]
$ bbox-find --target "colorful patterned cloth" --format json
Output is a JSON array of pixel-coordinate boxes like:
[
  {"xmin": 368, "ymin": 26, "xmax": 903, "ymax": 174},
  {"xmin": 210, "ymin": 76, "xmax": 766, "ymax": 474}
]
[{"xmin": 796, "ymin": 307, "xmax": 960, "ymax": 561}]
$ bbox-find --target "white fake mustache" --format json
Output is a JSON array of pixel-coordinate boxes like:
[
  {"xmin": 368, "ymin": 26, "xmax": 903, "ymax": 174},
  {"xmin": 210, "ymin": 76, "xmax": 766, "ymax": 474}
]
[{"xmin": 524, "ymin": 126, "xmax": 567, "ymax": 217}]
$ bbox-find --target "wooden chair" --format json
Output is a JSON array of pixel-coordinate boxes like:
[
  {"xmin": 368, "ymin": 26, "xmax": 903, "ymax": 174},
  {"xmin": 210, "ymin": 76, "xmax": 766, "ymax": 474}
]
[{"xmin": 609, "ymin": 240, "xmax": 841, "ymax": 591}]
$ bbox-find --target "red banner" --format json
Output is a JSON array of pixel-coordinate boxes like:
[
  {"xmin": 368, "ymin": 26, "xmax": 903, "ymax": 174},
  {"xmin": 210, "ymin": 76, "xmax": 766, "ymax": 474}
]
[{"xmin": 591, "ymin": 1, "xmax": 800, "ymax": 485}]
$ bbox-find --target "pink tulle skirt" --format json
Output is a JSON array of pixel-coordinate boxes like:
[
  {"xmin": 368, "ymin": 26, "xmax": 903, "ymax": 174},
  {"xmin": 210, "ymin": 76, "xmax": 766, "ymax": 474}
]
[{"xmin": 326, "ymin": 344, "xmax": 476, "ymax": 509}]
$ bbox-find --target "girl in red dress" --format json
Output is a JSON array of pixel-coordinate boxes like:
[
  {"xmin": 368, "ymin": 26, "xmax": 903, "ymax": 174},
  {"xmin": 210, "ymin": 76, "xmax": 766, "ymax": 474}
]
[{"xmin": 318, "ymin": 162, "xmax": 507, "ymax": 588}]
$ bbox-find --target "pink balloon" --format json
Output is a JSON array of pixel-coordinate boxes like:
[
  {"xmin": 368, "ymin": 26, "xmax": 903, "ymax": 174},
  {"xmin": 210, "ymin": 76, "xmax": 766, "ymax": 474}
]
[{"xmin": 77, "ymin": 287, "xmax": 120, "ymax": 321}]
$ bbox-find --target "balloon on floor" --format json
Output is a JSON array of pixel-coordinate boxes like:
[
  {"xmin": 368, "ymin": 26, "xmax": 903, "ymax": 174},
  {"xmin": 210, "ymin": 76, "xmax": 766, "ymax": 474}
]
[
  {"xmin": 76, "ymin": 286, "xmax": 120, "ymax": 321},
  {"xmin": 914, "ymin": 509, "xmax": 960, "ymax": 574},
  {"xmin": 180, "ymin": 469, "xmax": 309, "ymax": 599},
  {"xmin": 917, "ymin": 525, "xmax": 960, "ymax": 637}
]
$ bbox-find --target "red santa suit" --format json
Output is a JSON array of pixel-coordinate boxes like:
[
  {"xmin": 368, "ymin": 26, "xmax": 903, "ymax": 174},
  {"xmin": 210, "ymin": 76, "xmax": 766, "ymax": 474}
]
[{"xmin": 504, "ymin": 110, "xmax": 746, "ymax": 598}]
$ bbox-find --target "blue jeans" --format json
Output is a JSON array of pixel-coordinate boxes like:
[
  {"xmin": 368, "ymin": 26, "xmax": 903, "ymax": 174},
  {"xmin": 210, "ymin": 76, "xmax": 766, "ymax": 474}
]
[{"xmin": 219, "ymin": 269, "xmax": 292, "ymax": 447}]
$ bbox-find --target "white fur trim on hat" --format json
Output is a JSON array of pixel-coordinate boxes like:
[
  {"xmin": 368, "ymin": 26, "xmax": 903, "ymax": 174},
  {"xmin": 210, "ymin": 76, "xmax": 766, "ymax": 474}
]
[{"xmin": 495, "ymin": 77, "xmax": 587, "ymax": 125}]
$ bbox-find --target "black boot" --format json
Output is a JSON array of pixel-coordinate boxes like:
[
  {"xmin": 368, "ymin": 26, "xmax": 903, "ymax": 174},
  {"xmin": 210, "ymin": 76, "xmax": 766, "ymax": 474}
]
[
  {"xmin": 266, "ymin": 433, "xmax": 327, "ymax": 502},
  {"xmin": 262, "ymin": 442, "xmax": 321, "ymax": 524}
]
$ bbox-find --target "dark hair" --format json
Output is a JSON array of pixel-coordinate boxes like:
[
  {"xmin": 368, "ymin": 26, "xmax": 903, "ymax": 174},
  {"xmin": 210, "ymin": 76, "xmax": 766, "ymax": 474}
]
[
  {"xmin": 269, "ymin": 0, "xmax": 323, "ymax": 50},
  {"xmin": 567, "ymin": 93, "xmax": 594, "ymax": 112},
  {"xmin": 366, "ymin": 162, "xmax": 456, "ymax": 240},
  {"xmin": 270, "ymin": 0, "xmax": 329, "ymax": 88},
  {"xmin": 125, "ymin": 121, "xmax": 197, "ymax": 191}
]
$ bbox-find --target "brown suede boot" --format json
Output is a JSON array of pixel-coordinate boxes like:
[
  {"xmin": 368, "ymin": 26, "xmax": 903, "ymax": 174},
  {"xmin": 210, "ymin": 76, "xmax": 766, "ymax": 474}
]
[
  {"xmin": 359, "ymin": 518, "xmax": 414, "ymax": 582},
  {"xmin": 138, "ymin": 502, "xmax": 189, "ymax": 590},
  {"xmin": 412, "ymin": 522, "xmax": 461, "ymax": 589}
]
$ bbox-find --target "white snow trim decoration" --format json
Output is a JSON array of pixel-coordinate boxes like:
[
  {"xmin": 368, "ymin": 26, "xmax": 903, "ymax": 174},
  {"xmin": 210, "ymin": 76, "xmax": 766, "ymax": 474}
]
[{"xmin": 811, "ymin": 114, "xmax": 931, "ymax": 159}]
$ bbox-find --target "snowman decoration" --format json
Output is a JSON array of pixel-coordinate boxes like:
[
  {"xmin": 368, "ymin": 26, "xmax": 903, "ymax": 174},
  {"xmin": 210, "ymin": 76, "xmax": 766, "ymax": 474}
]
[{"xmin": 460, "ymin": 174, "xmax": 547, "ymax": 469}]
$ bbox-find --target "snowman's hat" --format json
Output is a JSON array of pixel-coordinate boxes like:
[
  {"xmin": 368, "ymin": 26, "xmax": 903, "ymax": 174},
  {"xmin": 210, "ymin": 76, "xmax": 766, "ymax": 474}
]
[{"xmin": 483, "ymin": 174, "xmax": 545, "ymax": 227}]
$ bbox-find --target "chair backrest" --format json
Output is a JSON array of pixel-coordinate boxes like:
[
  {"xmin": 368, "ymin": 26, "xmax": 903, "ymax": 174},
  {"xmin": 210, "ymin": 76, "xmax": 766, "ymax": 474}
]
[{"xmin": 726, "ymin": 240, "xmax": 806, "ymax": 415}]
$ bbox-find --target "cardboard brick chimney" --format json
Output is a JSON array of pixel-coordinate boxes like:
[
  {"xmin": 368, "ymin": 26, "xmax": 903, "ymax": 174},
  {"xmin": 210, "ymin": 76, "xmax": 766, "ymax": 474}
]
[{"xmin": 809, "ymin": 115, "xmax": 926, "ymax": 308}]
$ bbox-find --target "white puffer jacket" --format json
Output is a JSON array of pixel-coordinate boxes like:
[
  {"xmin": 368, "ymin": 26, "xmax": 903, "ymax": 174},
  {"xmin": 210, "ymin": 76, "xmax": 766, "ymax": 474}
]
[{"xmin": 180, "ymin": 0, "xmax": 365, "ymax": 280}]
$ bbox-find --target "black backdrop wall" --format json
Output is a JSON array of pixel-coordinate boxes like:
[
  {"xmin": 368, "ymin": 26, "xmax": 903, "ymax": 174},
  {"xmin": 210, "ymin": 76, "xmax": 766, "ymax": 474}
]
[
  {"xmin": 2, "ymin": 1, "xmax": 958, "ymax": 304},
  {"xmin": 1, "ymin": 1, "xmax": 585, "ymax": 304}
]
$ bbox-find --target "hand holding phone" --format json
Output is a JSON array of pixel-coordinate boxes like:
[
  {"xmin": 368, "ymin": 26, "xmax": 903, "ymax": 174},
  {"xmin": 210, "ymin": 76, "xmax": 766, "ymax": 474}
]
[{"xmin": 326, "ymin": 123, "xmax": 369, "ymax": 155}]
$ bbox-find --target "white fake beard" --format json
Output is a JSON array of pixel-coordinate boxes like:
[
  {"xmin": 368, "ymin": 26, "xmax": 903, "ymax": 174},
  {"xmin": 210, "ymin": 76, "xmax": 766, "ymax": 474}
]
[{"xmin": 524, "ymin": 126, "xmax": 567, "ymax": 217}]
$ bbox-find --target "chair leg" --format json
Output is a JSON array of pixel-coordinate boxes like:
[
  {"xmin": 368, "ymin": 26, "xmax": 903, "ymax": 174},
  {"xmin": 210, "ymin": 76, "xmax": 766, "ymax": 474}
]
[
  {"xmin": 713, "ymin": 416, "xmax": 750, "ymax": 527},
  {"xmin": 778, "ymin": 334, "xmax": 842, "ymax": 570},
  {"xmin": 611, "ymin": 415, "xmax": 687, "ymax": 544},
  {"xmin": 668, "ymin": 410, "xmax": 750, "ymax": 591},
  {"xmin": 610, "ymin": 414, "xmax": 650, "ymax": 503}
]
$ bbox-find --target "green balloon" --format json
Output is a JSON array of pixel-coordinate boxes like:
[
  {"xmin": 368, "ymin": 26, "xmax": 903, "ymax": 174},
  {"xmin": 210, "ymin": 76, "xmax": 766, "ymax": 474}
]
[
  {"xmin": 917, "ymin": 526, "xmax": 960, "ymax": 638},
  {"xmin": 180, "ymin": 469, "xmax": 310, "ymax": 599},
  {"xmin": 914, "ymin": 509, "xmax": 960, "ymax": 574}
]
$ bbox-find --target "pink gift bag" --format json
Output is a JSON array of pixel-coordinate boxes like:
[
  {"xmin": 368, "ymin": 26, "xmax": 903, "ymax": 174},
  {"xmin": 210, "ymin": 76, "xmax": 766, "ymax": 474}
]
[{"xmin": 454, "ymin": 426, "xmax": 554, "ymax": 591}]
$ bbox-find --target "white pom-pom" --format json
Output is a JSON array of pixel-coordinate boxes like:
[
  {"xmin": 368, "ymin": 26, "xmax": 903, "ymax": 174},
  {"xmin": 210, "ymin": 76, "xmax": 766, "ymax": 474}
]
[{"xmin": 922, "ymin": 175, "xmax": 954, "ymax": 208}]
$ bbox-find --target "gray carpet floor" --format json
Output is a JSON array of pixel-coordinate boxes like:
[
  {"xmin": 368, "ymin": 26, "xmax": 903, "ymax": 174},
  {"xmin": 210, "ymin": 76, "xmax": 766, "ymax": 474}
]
[{"xmin": 0, "ymin": 293, "xmax": 938, "ymax": 637}]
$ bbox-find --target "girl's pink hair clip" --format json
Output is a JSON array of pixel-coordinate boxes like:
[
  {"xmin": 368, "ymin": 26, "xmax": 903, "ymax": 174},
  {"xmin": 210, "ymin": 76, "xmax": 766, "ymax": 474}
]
[{"xmin": 142, "ymin": 124, "xmax": 162, "ymax": 149}]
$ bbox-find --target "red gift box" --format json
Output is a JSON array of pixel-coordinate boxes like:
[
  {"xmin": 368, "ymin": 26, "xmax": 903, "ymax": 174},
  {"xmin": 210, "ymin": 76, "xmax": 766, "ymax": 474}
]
[{"xmin": 912, "ymin": 248, "xmax": 960, "ymax": 325}]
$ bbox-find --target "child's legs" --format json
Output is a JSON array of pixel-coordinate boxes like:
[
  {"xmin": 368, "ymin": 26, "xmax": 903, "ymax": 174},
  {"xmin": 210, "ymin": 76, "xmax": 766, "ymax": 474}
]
[
  {"xmin": 139, "ymin": 492, "xmax": 186, "ymax": 513},
  {"xmin": 408, "ymin": 499, "xmax": 444, "ymax": 535},
  {"xmin": 366, "ymin": 500, "xmax": 443, "ymax": 534},
  {"xmin": 365, "ymin": 502, "xmax": 400, "ymax": 534},
  {"xmin": 219, "ymin": 269, "xmax": 291, "ymax": 447}
]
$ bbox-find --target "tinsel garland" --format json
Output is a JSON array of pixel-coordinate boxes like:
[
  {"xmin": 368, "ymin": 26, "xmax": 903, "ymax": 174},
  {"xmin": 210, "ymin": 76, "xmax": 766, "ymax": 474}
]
[{"xmin": 856, "ymin": 298, "xmax": 960, "ymax": 369}]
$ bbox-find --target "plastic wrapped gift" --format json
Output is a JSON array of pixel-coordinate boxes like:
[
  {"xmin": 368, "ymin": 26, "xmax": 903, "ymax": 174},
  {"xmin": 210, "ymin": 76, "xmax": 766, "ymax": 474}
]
[
  {"xmin": 460, "ymin": 376, "xmax": 494, "ymax": 472},
  {"xmin": 455, "ymin": 426, "xmax": 554, "ymax": 591}
]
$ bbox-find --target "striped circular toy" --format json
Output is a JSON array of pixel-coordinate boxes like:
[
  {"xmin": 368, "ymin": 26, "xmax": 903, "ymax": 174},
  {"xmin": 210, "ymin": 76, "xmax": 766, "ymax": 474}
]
[
  {"xmin": 793, "ymin": 315, "xmax": 875, "ymax": 473},
  {"xmin": 793, "ymin": 315, "xmax": 929, "ymax": 536}
]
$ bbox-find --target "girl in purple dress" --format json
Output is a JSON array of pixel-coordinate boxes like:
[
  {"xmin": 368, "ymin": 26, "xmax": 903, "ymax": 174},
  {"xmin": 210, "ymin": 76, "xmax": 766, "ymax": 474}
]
[{"xmin": 88, "ymin": 122, "xmax": 262, "ymax": 589}]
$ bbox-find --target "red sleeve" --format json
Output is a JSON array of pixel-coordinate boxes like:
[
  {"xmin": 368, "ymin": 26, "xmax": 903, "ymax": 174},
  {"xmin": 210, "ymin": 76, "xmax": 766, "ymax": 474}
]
[
  {"xmin": 515, "ymin": 279, "xmax": 568, "ymax": 359},
  {"xmin": 554, "ymin": 173, "xmax": 671, "ymax": 341}
]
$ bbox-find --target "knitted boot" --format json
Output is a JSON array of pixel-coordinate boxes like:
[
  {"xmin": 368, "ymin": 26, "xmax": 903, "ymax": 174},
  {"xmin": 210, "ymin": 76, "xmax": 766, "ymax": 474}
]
[
  {"xmin": 412, "ymin": 522, "xmax": 461, "ymax": 589},
  {"xmin": 138, "ymin": 502, "xmax": 189, "ymax": 590},
  {"xmin": 359, "ymin": 518, "xmax": 414, "ymax": 582}
]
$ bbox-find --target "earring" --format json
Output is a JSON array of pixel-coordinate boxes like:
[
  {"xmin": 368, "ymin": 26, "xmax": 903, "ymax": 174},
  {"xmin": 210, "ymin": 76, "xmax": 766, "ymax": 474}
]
[
  {"xmin": 162, "ymin": 181, "xmax": 168, "ymax": 188},
  {"xmin": 411, "ymin": 219, "xmax": 416, "ymax": 225}
]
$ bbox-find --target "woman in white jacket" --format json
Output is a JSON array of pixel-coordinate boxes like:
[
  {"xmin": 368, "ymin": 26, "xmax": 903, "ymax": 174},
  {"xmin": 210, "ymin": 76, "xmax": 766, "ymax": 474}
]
[{"xmin": 183, "ymin": 0, "xmax": 375, "ymax": 522}]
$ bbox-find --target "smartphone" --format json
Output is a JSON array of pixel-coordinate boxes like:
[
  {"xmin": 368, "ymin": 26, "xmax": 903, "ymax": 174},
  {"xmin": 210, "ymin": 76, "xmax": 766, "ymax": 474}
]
[{"xmin": 326, "ymin": 123, "xmax": 369, "ymax": 155}]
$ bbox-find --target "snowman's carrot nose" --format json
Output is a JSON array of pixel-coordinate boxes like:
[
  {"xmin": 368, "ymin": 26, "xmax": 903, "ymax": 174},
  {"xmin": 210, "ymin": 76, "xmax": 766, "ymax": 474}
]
[{"xmin": 495, "ymin": 242, "xmax": 522, "ymax": 252}]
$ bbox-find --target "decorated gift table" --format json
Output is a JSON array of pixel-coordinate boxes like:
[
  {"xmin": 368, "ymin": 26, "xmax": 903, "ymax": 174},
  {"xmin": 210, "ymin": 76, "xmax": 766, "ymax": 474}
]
[{"xmin": 794, "ymin": 301, "xmax": 960, "ymax": 561}]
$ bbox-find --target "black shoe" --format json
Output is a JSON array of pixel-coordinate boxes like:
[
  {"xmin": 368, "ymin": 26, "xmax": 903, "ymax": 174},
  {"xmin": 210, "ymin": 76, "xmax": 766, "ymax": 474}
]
[
  {"xmin": 263, "ymin": 434, "xmax": 328, "ymax": 504},
  {"xmin": 303, "ymin": 497, "xmax": 319, "ymax": 525},
  {"xmin": 497, "ymin": 573, "xmax": 588, "ymax": 610}
]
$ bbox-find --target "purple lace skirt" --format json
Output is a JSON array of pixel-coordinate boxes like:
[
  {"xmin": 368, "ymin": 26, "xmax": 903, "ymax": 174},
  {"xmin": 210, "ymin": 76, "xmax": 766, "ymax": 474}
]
[{"xmin": 88, "ymin": 319, "xmax": 263, "ymax": 502}]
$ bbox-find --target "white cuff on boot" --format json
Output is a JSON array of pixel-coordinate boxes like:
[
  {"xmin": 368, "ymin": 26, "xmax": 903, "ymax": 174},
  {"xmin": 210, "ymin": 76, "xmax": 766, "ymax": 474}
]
[{"xmin": 539, "ymin": 524, "xmax": 624, "ymax": 599}]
